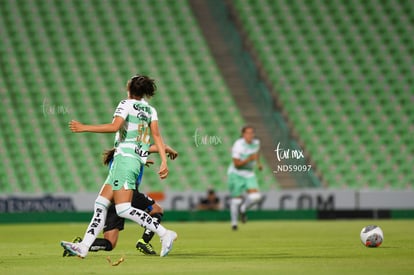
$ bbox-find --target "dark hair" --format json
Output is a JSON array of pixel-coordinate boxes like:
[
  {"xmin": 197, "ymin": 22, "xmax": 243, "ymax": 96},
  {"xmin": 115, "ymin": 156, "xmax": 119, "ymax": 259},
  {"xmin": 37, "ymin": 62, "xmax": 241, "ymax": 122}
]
[
  {"xmin": 127, "ymin": 75, "xmax": 156, "ymax": 98},
  {"xmin": 208, "ymin": 189, "xmax": 216, "ymax": 195},
  {"xmin": 102, "ymin": 148, "xmax": 116, "ymax": 165},
  {"xmin": 241, "ymin": 125, "xmax": 254, "ymax": 135}
]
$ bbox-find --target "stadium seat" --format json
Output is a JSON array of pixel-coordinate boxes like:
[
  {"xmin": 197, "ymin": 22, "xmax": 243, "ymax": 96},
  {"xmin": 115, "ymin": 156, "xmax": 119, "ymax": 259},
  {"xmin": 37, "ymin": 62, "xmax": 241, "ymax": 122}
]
[
  {"xmin": 232, "ymin": 0, "xmax": 414, "ymax": 189},
  {"xmin": 0, "ymin": 0, "xmax": 276, "ymax": 193}
]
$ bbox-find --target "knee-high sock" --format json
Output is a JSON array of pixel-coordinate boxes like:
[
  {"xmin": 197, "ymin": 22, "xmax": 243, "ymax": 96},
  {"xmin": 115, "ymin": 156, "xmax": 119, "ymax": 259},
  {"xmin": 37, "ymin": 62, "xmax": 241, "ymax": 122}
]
[
  {"xmin": 240, "ymin": 192, "xmax": 262, "ymax": 213},
  {"xmin": 115, "ymin": 203, "xmax": 167, "ymax": 236},
  {"xmin": 142, "ymin": 213, "xmax": 163, "ymax": 243},
  {"xmin": 230, "ymin": 198, "xmax": 243, "ymax": 226},
  {"xmin": 82, "ymin": 196, "xmax": 111, "ymax": 248},
  {"xmin": 90, "ymin": 238, "xmax": 113, "ymax": 251}
]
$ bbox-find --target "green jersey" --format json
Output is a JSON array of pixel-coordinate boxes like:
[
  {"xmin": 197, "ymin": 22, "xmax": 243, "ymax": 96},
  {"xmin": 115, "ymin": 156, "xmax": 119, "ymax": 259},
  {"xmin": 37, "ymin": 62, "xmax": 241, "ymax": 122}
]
[
  {"xmin": 227, "ymin": 138, "xmax": 260, "ymax": 178},
  {"xmin": 112, "ymin": 99, "xmax": 157, "ymax": 164}
]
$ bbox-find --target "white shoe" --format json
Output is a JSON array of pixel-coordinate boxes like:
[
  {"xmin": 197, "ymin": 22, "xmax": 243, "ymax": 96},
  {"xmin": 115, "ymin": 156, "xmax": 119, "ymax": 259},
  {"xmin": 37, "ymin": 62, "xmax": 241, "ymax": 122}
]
[
  {"xmin": 60, "ymin": 240, "xmax": 88, "ymax": 258},
  {"xmin": 160, "ymin": 230, "xmax": 177, "ymax": 257}
]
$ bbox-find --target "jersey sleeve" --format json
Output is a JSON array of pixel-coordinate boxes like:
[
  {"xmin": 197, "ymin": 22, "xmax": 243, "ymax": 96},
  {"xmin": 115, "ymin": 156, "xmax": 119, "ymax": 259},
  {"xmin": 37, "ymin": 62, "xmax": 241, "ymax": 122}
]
[
  {"xmin": 113, "ymin": 100, "xmax": 129, "ymax": 119},
  {"xmin": 231, "ymin": 140, "xmax": 243, "ymax": 159},
  {"xmin": 150, "ymin": 106, "xmax": 158, "ymax": 122},
  {"xmin": 254, "ymin": 139, "xmax": 261, "ymax": 153}
]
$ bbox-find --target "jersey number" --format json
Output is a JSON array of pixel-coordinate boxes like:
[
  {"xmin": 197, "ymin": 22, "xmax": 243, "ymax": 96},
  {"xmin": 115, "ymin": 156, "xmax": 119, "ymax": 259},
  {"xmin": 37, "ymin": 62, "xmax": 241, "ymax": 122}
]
[{"xmin": 136, "ymin": 123, "xmax": 150, "ymax": 144}]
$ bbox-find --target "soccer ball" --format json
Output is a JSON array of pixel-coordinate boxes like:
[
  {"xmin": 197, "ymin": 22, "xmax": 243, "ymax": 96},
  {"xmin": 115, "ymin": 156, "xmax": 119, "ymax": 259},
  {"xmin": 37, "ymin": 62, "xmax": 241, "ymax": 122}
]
[{"xmin": 360, "ymin": 225, "xmax": 384, "ymax": 247}]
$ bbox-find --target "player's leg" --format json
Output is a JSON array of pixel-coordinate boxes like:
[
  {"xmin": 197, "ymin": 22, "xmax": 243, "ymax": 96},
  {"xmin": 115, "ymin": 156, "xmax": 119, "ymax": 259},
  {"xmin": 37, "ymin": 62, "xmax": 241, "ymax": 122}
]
[
  {"xmin": 113, "ymin": 188, "xmax": 161, "ymax": 233},
  {"xmin": 113, "ymin": 187, "xmax": 176, "ymax": 257},
  {"xmin": 63, "ymin": 197, "xmax": 127, "ymax": 256},
  {"xmin": 93, "ymin": 229, "xmax": 117, "ymax": 251},
  {"xmin": 239, "ymin": 176, "xmax": 262, "ymax": 213},
  {"xmin": 61, "ymin": 184, "xmax": 113, "ymax": 258},
  {"xmin": 62, "ymin": 209, "xmax": 119, "ymax": 256},
  {"xmin": 228, "ymin": 173, "xmax": 245, "ymax": 230},
  {"xmin": 244, "ymin": 189, "xmax": 262, "ymax": 209},
  {"xmin": 107, "ymin": 157, "xmax": 160, "ymax": 232},
  {"xmin": 131, "ymin": 190, "xmax": 158, "ymax": 255},
  {"xmin": 143, "ymin": 203, "xmax": 164, "ymax": 244},
  {"xmin": 109, "ymin": 156, "xmax": 176, "ymax": 257},
  {"xmin": 131, "ymin": 191, "xmax": 163, "ymax": 247},
  {"xmin": 135, "ymin": 197, "xmax": 164, "ymax": 255},
  {"xmin": 239, "ymin": 175, "xmax": 262, "ymax": 223},
  {"xmin": 89, "ymin": 203, "xmax": 125, "ymax": 252}
]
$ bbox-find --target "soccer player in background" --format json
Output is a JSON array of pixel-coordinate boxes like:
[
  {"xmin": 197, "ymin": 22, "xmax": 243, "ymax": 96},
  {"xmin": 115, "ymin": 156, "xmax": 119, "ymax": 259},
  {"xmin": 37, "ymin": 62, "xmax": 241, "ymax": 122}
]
[
  {"xmin": 63, "ymin": 145, "xmax": 178, "ymax": 256},
  {"xmin": 61, "ymin": 75, "xmax": 177, "ymax": 258},
  {"xmin": 227, "ymin": 125, "xmax": 263, "ymax": 230}
]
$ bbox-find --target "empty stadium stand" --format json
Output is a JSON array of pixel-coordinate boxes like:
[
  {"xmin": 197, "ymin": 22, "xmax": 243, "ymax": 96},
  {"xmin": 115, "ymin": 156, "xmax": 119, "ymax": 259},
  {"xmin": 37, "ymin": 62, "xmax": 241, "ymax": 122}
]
[
  {"xmin": 231, "ymin": 0, "xmax": 414, "ymax": 189},
  {"xmin": 0, "ymin": 0, "xmax": 277, "ymax": 193},
  {"xmin": 2, "ymin": 0, "xmax": 411, "ymax": 193}
]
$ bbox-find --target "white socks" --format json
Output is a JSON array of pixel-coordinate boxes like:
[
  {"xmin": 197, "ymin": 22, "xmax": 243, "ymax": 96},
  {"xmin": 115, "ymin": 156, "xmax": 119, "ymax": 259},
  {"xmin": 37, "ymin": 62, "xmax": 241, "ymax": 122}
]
[
  {"xmin": 80, "ymin": 196, "xmax": 168, "ymax": 251},
  {"xmin": 231, "ymin": 193, "xmax": 262, "ymax": 227},
  {"xmin": 239, "ymin": 192, "xmax": 262, "ymax": 214},
  {"xmin": 82, "ymin": 196, "xmax": 111, "ymax": 248},
  {"xmin": 230, "ymin": 198, "xmax": 243, "ymax": 226},
  {"xmin": 115, "ymin": 203, "xmax": 167, "ymax": 236}
]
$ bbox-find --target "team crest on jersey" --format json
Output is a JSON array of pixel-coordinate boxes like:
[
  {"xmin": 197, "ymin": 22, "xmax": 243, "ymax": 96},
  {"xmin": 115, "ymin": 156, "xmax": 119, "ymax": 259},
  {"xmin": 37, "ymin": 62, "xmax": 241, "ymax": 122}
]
[
  {"xmin": 133, "ymin": 104, "xmax": 151, "ymax": 122},
  {"xmin": 137, "ymin": 110, "xmax": 149, "ymax": 121}
]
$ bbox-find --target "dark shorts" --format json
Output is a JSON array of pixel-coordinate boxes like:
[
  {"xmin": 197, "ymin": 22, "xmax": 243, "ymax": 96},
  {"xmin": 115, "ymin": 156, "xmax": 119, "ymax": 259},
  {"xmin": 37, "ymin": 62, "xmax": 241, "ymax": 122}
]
[{"xmin": 103, "ymin": 189, "xmax": 155, "ymax": 232}]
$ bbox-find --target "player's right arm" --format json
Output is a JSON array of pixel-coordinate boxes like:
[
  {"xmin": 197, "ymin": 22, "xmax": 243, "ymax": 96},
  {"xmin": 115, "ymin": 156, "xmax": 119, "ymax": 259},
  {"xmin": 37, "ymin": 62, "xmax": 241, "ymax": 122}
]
[
  {"xmin": 70, "ymin": 99, "xmax": 130, "ymax": 134},
  {"xmin": 69, "ymin": 116, "xmax": 124, "ymax": 133},
  {"xmin": 232, "ymin": 154, "xmax": 258, "ymax": 168},
  {"xmin": 231, "ymin": 140, "xmax": 258, "ymax": 168}
]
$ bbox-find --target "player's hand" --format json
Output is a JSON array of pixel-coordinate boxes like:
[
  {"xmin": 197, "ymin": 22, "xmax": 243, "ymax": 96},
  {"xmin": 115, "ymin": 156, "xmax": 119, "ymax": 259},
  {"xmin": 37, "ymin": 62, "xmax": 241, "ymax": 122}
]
[
  {"xmin": 145, "ymin": 159, "xmax": 155, "ymax": 167},
  {"xmin": 158, "ymin": 161, "xmax": 168, "ymax": 179},
  {"xmin": 69, "ymin": 120, "xmax": 85, "ymax": 133},
  {"xmin": 248, "ymin": 153, "xmax": 259, "ymax": 161},
  {"xmin": 167, "ymin": 148, "xmax": 178, "ymax": 160}
]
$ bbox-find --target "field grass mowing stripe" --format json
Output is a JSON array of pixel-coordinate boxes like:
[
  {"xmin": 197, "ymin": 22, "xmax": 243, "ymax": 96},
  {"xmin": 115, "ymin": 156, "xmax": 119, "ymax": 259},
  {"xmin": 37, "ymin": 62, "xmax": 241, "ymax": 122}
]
[{"xmin": 0, "ymin": 220, "xmax": 412, "ymax": 275}]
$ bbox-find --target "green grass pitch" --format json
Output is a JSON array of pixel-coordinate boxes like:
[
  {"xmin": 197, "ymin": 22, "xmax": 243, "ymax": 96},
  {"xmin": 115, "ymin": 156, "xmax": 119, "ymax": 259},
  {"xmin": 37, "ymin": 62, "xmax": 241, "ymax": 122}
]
[{"xmin": 0, "ymin": 220, "xmax": 413, "ymax": 275}]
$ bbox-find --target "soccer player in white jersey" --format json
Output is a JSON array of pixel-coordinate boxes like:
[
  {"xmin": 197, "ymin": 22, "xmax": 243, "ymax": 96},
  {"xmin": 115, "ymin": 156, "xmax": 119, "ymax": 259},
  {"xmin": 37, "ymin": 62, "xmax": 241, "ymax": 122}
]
[
  {"xmin": 61, "ymin": 75, "xmax": 177, "ymax": 258},
  {"xmin": 228, "ymin": 125, "xmax": 263, "ymax": 230},
  {"xmin": 63, "ymin": 145, "xmax": 178, "ymax": 257}
]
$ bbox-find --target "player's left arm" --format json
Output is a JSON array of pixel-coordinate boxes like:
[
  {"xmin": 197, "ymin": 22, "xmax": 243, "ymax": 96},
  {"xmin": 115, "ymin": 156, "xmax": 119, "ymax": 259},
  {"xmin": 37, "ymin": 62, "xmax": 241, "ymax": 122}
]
[
  {"xmin": 256, "ymin": 140, "xmax": 263, "ymax": 171},
  {"xmin": 165, "ymin": 145, "xmax": 178, "ymax": 160},
  {"xmin": 256, "ymin": 150, "xmax": 263, "ymax": 171},
  {"xmin": 145, "ymin": 159, "xmax": 155, "ymax": 167},
  {"xmin": 149, "ymin": 120, "xmax": 168, "ymax": 179},
  {"xmin": 148, "ymin": 144, "xmax": 178, "ymax": 160}
]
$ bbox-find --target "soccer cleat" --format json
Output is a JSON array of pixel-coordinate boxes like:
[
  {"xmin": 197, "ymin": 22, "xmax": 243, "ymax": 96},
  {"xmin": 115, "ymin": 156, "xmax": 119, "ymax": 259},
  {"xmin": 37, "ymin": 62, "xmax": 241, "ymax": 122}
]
[
  {"xmin": 62, "ymin": 236, "xmax": 82, "ymax": 257},
  {"xmin": 240, "ymin": 212, "xmax": 247, "ymax": 224},
  {"xmin": 238, "ymin": 203, "xmax": 247, "ymax": 224},
  {"xmin": 63, "ymin": 249, "xmax": 74, "ymax": 257},
  {"xmin": 160, "ymin": 230, "xmax": 177, "ymax": 257},
  {"xmin": 136, "ymin": 239, "xmax": 156, "ymax": 255},
  {"xmin": 232, "ymin": 225, "xmax": 238, "ymax": 231},
  {"xmin": 60, "ymin": 240, "xmax": 88, "ymax": 258}
]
